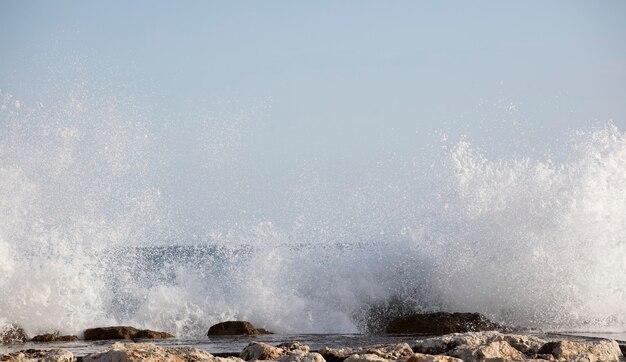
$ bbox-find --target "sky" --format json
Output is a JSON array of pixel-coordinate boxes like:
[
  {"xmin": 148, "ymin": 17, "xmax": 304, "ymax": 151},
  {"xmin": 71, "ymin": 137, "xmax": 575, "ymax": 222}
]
[{"xmin": 1, "ymin": 1, "xmax": 626, "ymax": 229}]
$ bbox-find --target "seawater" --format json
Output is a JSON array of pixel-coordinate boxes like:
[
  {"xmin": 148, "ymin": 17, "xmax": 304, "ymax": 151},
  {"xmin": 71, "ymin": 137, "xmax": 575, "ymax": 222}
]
[{"xmin": 0, "ymin": 88, "xmax": 625, "ymax": 339}]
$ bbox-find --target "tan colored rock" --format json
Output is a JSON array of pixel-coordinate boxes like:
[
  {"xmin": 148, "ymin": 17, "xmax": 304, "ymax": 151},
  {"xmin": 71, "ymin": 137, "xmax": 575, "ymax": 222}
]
[
  {"xmin": 277, "ymin": 350, "xmax": 326, "ymax": 362},
  {"xmin": 0, "ymin": 349, "xmax": 75, "ymax": 362},
  {"xmin": 82, "ymin": 342, "xmax": 243, "ymax": 362},
  {"xmin": 240, "ymin": 342, "xmax": 285, "ymax": 361},
  {"xmin": 407, "ymin": 353, "xmax": 463, "ymax": 362},
  {"xmin": 343, "ymin": 354, "xmax": 390, "ymax": 362},
  {"xmin": 413, "ymin": 331, "xmax": 546, "ymax": 356},
  {"xmin": 449, "ymin": 340, "xmax": 525, "ymax": 362},
  {"xmin": 320, "ymin": 344, "xmax": 412, "ymax": 362},
  {"xmin": 536, "ymin": 340, "xmax": 622, "ymax": 362},
  {"xmin": 277, "ymin": 342, "xmax": 311, "ymax": 353}
]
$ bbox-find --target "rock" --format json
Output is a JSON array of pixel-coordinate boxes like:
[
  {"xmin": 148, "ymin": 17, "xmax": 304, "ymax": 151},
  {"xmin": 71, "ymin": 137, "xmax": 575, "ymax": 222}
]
[
  {"xmin": 277, "ymin": 350, "xmax": 326, "ymax": 362},
  {"xmin": 386, "ymin": 312, "xmax": 500, "ymax": 335},
  {"xmin": 407, "ymin": 353, "xmax": 463, "ymax": 362},
  {"xmin": 208, "ymin": 321, "xmax": 273, "ymax": 336},
  {"xmin": 320, "ymin": 344, "xmax": 412, "ymax": 362},
  {"xmin": 31, "ymin": 333, "xmax": 79, "ymax": 342},
  {"xmin": 343, "ymin": 354, "xmax": 390, "ymax": 362},
  {"xmin": 1, "ymin": 324, "xmax": 28, "ymax": 344},
  {"xmin": 277, "ymin": 342, "xmax": 311, "ymax": 353},
  {"xmin": 449, "ymin": 340, "xmax": 526, "ymax": 362},
  {"xmin": 536, "ymin": 340, "xmax": 622, "ymax": 362},
  {"xmin": 240, "ymin": 342, "xmax": 285, "ymax": 361},
  {"xmin": 413, "ymin": 331, "xmax": 546, "ymax": 356},
  {"xmin": 82, "ymin": 342, "xmax": 245, "ymax": 362},
  {"xmin": 83, "ymin": 326, "xmax": 173, "ymax": 340},
  {"xmin": 0, "ymin": 349, "xmax": 76, "ymax": 362}
]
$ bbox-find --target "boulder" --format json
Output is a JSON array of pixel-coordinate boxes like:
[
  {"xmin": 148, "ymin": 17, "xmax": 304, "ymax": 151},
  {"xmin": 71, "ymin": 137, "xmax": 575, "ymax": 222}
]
[
  {"xmin": 277, "ymin": 350, "xmax": 326, "ymax": 362},
  {"xmin": 240, "ymin": 342, "xmax": 285, "ymax": 361},
  {"xmin": 277, "ymin": 341, "xmax": 311, "ymax": 353},
  {"xmin": 208, "ymin": 321, "xmax": 273, "ymax": 336},
  {"xmin": 31, "ymin": 333, "xmax": 79, "ymax": 342},
  {"xmin": 386, "ymin": 312, "xmax": 500, "ymax": 335},
  {"xmin": 83, "ymin": 326, "xmax": 173, "ymax": 340},
  {"xmin": 448, "ymin": 340, "xmax": 526, "ymax": 362},
  {"xmin": 82, "ymin": 342, "xmax": 245, "ymax": 362},
  {"xmin": 536, "ymin": 340, "xmax": 622, "ymax": 362},
  {"xmin": 413, "ymin": 331, "xmax": 545, "ymax": 356},
  {"xmin": 407, "ymin": 354, "xmax": 463, "ymax": 362},
  {"xmin": 320, "ymin": 344, "xmax": 413, "ymax": 362},
  {"xmin": 343, "ymin": 354, "xmax": 390, "ymax": 362},
  {"xmin": 0, "ymin": 349, "xmax": 75, "ymax": 362}
]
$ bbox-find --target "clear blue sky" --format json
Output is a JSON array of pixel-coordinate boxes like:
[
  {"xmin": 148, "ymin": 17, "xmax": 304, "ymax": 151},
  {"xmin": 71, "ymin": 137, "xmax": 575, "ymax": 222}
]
[{"xmin": 2, "ymin": 1, "xmax": 626, "ymax": 227}]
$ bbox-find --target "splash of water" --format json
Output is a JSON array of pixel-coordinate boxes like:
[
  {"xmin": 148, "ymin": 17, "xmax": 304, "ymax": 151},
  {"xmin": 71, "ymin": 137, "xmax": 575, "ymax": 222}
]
[{"xmin": 0, "ymin": 88, "xmax": 624, "ymax": 338}]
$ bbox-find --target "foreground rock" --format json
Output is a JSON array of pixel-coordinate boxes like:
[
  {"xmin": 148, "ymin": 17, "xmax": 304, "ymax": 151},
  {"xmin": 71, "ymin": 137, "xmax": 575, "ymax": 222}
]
[
  {"xmin": 320, "ymin": 343, "xmax": 413, "ymax": 362},
  {"xmin": 31, "ymin": 333, "xmax": 79, "ymax": 342},
  {"xmin": 240, "ymin": 342, "xmax": 285, "ymax": 360},
  {"xmin": 0, "ymin": 324, "xmax": 28, "ymax": 344},
  {"xmin": 83, "ymin": 326, "xmax": 174, "ymax": 340},
  {"xmin": 536, "ymin": 339, "xmax": 622, "ymax": 361},
  {"xmin": 413, "ymin": 331, "xmax": 624, "ymax": 362},
  {"xmin": 208, "ymin": 321, "xmax": 273, "ymax": 336},
  {"xmin": 82, "ymin": 342, "xmax": 244, "ymax": 362},
  {"xmin": 407, "ymin": 354, "xmax": 462, "ymax": 362},
  {"xmin": 0, "ymin": 349, "xmax": 75, "ymax": 362},
  {"xmin": 386, "ymin": 313, "xmax": 501, "ymax": 335}
]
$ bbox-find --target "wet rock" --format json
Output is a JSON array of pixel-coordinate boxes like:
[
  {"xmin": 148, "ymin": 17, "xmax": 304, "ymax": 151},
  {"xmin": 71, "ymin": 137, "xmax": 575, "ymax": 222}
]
[
  {"xmin": 31, "ymin": 333, "xmax": 79, "ymax": 342},
  {"xmin": 536, "ymin": 340, "xmax": 622, "ymax": 362},
  {"xmin": 0, "ymin": 348, "xmax": 75, "ymax": 362},
  {"xmin": 386, "ymin": 312, "xmax": 501, "ymax": 335},
  {"xmin": 240, "ymin": 342, "xmax": 285, "ymax": 361},
  {"xmin": 208, "ymin": 321, "xmax": 273, "ymax": 336},
  {"xmin": 449, "ymin": 340, "xmax": 525, "ymax": 361},
  {"xmin": 82, "ymin": 342, "xmax": 244, "ymax": 362},
  {"xmin": 83, "ymin": 326, "xmax": 173, "ymax": 340},
  {"xmin": 277, "ymin": 350, "xmax": 326, "ymax": 362},
  {"xmin": 407, "ymin": 353, "xmax": 463, "ymax": 362},
  {"xmin": 0, "ymin": 324, "xmax": 28, "ymax": 344}
]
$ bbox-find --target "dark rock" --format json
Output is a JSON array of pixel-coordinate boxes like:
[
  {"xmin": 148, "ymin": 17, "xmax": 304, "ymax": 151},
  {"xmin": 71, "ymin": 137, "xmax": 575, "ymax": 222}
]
[
  {"xmin": 385, "ymin": 312, "xmax": 500, "ymax": 335},
  {"xmin": 31, "ymin": 333, "xmax": 79, "ymax": 342},
  {"xmin": 83, "ymin": 326, "xmax": 173, "ymax": 340},
  {"xmin": 0, "ymin": 324, "xmax": 28, "ymax": 344},
  {"xmin": 207, "ymin": 321, "xmax": 273, "ymax": 336}
]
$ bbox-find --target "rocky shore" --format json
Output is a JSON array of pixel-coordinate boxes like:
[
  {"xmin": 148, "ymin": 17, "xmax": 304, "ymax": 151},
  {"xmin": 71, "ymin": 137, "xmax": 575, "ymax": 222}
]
[{"xmin": 1, "ymin": 316, "xmax": 625, "ymax": 362}]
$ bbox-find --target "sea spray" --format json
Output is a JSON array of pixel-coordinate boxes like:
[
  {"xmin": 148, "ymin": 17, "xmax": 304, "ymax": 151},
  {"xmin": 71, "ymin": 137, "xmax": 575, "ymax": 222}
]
[{"xmin": 1, "ymin": 88, "xmax": 624, "ymax": 338}]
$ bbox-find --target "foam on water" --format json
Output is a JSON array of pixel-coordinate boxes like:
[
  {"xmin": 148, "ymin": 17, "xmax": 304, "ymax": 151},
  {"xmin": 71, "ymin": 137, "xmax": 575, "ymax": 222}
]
[{"xmin": 0, "ymin": 87, "xmax": 624, "ymax": 338}]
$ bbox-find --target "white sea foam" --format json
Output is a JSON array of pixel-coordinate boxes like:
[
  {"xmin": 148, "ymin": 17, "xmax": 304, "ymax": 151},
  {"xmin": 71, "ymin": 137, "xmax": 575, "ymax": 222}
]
[{"xmin": 0, "ymin": 88, "xmax": 624, "ymax": 337}]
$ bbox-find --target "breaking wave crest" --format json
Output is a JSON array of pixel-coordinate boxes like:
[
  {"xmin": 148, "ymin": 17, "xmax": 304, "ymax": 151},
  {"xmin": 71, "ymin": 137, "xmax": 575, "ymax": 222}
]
[{"xmin": 0, "ymin": 88, "xmax": 624, "ymax": 337}]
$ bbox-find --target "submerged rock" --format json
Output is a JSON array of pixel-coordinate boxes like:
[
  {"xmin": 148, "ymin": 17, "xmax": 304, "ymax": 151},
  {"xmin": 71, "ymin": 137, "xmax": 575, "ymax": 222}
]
[
  {"xmin": 208, "ymin": 321, "xmax": 273, "ymax": 336},
  {"xmin": 0, "ymin": 349, "xmax": 75, "ymax": 362},
  {"xmin": 31, "ymin": 333, "xmax": 79, "ymax": 342},
  {"xmin": 240, "ymin": 341, "xmax": 285, "ymax": 360},
  {"xmin": 536, "ymin": 339, "xmax": 622, "ymax": 361},
  {"xmin": 0, "ymin": 324, "xmax": 28, "ymax": 344},
  {"xmin": 83, "ymin": 326, "xmax": 174, "ymax": 340},
  {"xmin": 82, "ymin": 342, "xmax": 244, "ymax": 362},
  {"xmin": 386, "ymin": 312, "xmax": 501, "ymax": 335}
]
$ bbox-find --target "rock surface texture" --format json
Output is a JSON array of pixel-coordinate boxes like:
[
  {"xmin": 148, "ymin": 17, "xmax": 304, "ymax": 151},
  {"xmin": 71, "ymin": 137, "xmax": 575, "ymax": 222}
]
[
  {"xmin": 31, "ymin": 333, "xmax": 79, "ymax": 342},
  {"xmin": 536, "ymin": 340, "xmax": 622, "ymax": 361},
  {"xmin": 208, "ymin": 321, "xmax": 273, "ymax": 336},
  {"xmin": 0, "ymin": 349, "xmax": 76, "ymax": 362},
  {"xmin": 240, "ymin": 342, "xmax": 285, "ymax": 360},
  {"xmin": 83, "ymin": 326, "xmax": 173, "ymax": 340},
  {"xmin": 81, "ymin": 342, "xmax": 245, "ymax": 362},
  {"xmin": 386, "ymin": 313, "xmax": 501, "ymax": 335}
]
